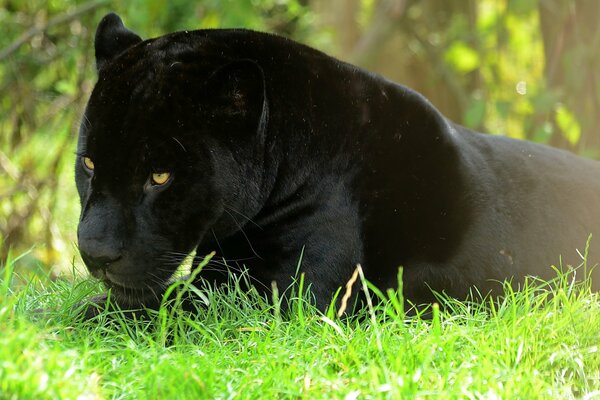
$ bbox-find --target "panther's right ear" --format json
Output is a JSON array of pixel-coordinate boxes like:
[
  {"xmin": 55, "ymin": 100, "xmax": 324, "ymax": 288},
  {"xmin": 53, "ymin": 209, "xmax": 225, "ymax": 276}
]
[
  {"xmin": 203, "ymin": 60, "xmax": 269, "ymax": 136},
  {"xmin": 94, "ymin": 13, "xmax": 142, "ymax": 72}
]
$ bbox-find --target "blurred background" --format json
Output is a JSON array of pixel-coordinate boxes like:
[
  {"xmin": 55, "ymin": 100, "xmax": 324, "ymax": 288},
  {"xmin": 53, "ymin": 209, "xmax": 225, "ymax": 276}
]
[{"xmin": 1, "ymin": 0, "xmax": 599, "ymax": 277}]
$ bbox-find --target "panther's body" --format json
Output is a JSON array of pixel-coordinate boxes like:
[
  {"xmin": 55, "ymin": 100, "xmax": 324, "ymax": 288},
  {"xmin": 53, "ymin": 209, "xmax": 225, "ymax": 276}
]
[{"xmin": 76, "ymin": 13, "xmax": 600, "ymax": 313}]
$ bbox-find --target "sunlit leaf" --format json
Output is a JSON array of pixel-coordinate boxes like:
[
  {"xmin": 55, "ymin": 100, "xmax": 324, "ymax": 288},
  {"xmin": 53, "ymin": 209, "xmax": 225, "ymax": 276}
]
[
  {"xmin": 555, "ymin": 104, "xmax": 581, "ymax": 146},
  {"xmin": 444, "ymin": 41, "xmax": 480, "ymax": 73},
  {"xmin": 55, "ymin": 80, "xmax": 75, "ymax": 96}
]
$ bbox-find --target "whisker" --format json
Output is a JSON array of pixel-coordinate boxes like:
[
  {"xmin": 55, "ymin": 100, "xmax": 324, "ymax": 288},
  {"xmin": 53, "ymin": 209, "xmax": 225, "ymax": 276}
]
[
  {"xmin": 153, "ymin": 248, "xmax": 270, "ymax": 292},
  {"xmin": 202, "ymin": 262, "xmax": 271, "ymax": 291},
  {"xmin": 223, "ymin": 209, "xmax": 264, "ymax": 260},
  {"xmin": 211, "ymin": 229, "xmax": 225, "ymax": 256},
  {"xmin": 144, "ymin": 283, "xmax": 159, "ymax": 303},
  {"xmin": 171, "ymin": 136, "xmax": 187, "ymax": 153},
  {"xmin": 224, "ymin": 204, "xmax": 263, "ymax": 230}
]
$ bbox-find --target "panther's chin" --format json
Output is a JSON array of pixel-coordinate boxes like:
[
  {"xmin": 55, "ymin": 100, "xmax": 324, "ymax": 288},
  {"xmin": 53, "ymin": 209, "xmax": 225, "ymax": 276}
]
[{"xmin": 102, "ymin": 279, "xmax": 165, "ymax": 307}]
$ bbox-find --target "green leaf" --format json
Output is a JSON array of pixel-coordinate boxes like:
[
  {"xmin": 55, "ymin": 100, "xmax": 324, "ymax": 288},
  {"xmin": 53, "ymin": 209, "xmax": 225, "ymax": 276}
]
[
  {"xmin": 555, "ymin": 104, "xmax": 581, "ymax": 146},
  {"xmin": 55, "ymin": 80, "xmax": 75, "ymax": 96},
  {"xmin": 444, "ymin": 41, "xmax": 480, "ymax": 73}
]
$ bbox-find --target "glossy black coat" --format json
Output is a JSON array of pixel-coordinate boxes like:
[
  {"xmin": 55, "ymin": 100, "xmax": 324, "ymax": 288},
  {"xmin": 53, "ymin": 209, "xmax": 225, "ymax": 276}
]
[{"xmin": 76, "ymin": 13, "xmax": 600, "ymax": 312}]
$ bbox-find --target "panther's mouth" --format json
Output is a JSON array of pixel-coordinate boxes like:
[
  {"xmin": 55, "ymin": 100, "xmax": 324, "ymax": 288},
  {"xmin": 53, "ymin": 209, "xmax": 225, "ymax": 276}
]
[
  {"xmin": 83, "ymin": 255, "xmax": 181, "ymax": 307},
  {"xmin": 101, "ymin": 274, "xmax": 167, "ymax": 307}
]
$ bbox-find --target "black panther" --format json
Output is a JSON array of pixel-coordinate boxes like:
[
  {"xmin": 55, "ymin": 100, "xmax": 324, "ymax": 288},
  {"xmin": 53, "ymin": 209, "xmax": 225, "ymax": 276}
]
[{"xmin": 76, "ymin": 13, "xmax": 600, "ymax": 315}]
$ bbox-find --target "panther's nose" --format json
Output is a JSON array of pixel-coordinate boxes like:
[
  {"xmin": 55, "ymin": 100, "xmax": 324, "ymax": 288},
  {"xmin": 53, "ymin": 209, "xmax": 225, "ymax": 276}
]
[
  {"xmin": 79, "ymin": 239, "xmax": 122, "ymax": 272},
  {"xmin": 77, "ymin": 193, "xmax": 125, "ymax": 273}
]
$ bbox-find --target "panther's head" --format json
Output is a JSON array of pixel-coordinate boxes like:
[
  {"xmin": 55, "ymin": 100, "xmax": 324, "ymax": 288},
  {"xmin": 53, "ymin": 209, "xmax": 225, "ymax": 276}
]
[{"xmin": 76, "ymin": 13, "xmax": 269, "ymax": 306}]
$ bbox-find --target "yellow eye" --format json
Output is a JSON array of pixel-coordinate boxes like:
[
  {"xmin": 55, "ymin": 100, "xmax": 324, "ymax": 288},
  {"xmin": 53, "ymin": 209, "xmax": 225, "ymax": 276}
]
[
  {"xmin": 151, "ymin": 172, "xmax": 171, "ymax": 185},
  {"xmin": 83, "ymin": 157, "xmax": 95, "ymax": 171}
]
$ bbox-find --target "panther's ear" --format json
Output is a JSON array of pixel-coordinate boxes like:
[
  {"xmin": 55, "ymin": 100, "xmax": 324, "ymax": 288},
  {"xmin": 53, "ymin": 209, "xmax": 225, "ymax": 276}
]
[
  {"xmin": 94, "ymin": 13, "xmax": 142, "ymax": 72},
  {"xmin": 205, "ymin": 60, "xmax": 269, "ymax": 134}
]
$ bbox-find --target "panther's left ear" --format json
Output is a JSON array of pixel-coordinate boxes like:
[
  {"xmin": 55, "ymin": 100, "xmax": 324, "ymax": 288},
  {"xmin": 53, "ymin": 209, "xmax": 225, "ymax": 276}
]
[
  {"xmin": 205, "ymin": 60, "xmax": 269, "ymax": 135},
  {"xmin": 94, "ymin": 13, "xmax": 142, "ymax": 72}
]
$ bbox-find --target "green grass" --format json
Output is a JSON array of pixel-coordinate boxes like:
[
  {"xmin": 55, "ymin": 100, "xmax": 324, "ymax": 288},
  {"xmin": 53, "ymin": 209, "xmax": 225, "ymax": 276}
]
[{"xmin": 1, "ymin": 252, "xmax": 599, "ymax": 399}]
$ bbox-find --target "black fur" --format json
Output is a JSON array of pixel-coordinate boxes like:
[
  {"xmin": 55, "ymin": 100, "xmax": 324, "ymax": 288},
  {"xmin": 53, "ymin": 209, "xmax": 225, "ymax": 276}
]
[{"xmin": 76, "ymin": 13, "xmax": 600, "ymax": 313}]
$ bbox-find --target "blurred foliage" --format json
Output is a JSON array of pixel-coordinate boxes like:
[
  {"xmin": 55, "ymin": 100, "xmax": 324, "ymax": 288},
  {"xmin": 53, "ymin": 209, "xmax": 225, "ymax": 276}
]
[{"xmin": 1, "ymin": 0, "xmax": 599, "ymax": 275}]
